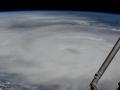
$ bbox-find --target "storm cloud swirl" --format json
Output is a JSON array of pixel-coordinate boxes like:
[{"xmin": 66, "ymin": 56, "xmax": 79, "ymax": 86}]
[{"xmin": 0, "ymin": 11, "xmax": 120, "ymax": 90}]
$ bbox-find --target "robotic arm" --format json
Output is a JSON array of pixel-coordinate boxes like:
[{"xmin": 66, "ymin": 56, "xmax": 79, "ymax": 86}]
[{"xmin": 90, "ymin": 37, "xmax": 120, "ymax": 90}]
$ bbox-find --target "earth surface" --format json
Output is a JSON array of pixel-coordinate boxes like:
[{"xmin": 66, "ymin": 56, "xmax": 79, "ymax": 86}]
[{"xmin": 0, "ymin": 11, "xmax": 120, "ymax": 90}]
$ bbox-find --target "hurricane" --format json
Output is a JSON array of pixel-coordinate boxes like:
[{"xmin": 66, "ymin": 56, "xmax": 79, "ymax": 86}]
[{"xmin": 0, "ymin": 11, "xmax": 120, "ymax": 90}]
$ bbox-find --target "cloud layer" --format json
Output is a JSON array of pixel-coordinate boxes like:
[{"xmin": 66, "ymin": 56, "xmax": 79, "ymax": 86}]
[{"xmin": 0, "ymin": 11, "xmax": 120, "ymax": 90}]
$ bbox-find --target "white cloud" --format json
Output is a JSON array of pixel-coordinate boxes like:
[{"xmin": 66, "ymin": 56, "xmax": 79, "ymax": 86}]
[{"xmin": 0, "ymin": 11, "xmax": 119, "ymax": 90}]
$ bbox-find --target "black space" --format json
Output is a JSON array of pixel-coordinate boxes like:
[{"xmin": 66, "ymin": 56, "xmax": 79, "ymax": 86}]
[{"xmin": 0, "ymin": 0, "xmax": 120, "ymax": 14}]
